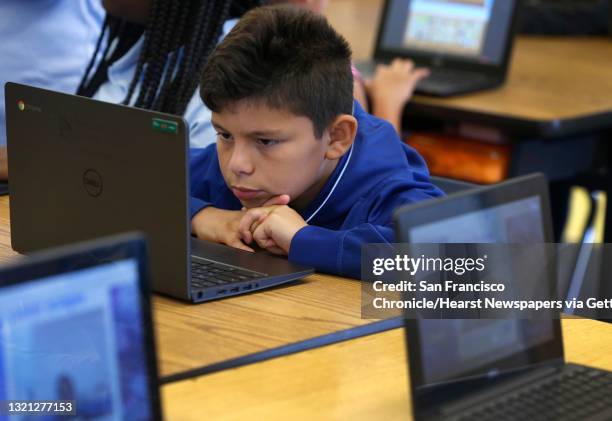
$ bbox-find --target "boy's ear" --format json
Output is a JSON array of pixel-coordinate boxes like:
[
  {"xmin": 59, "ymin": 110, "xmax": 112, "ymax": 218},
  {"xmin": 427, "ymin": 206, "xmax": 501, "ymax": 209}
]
[{"xmin": 325, "ymin": 114, "xmax": 358, "ymax": 161}]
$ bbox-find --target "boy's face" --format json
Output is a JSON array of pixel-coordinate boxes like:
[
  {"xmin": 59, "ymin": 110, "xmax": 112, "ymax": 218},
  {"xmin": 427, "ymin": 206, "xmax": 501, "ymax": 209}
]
[{"xmin": 212, "ymin": 100, "xmax": 334, "ymax": 210}]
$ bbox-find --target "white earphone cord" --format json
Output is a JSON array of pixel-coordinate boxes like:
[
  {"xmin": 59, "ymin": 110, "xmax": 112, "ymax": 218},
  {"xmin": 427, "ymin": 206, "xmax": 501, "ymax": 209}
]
[{"xmin": 305, "ymin": 144, "xmax": 354, "ymax": 223}]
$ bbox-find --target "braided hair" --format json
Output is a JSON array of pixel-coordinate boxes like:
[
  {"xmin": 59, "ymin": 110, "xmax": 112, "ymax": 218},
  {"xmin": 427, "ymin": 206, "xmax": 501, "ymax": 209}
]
[{"xmin": 77, "ymin": 0, "xmax": 261, "ymax": 116}]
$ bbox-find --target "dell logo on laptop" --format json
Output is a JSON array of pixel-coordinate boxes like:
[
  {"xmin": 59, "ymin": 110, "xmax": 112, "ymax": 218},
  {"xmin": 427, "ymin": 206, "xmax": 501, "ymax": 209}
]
[{"xmin": 83, "ymin": 169, "xmax": 103, "ymax": 197}]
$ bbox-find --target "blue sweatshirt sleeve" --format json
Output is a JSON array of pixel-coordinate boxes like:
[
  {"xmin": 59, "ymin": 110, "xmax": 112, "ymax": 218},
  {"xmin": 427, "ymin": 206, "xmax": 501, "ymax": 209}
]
[
  {"xmin": 288, "ymin": 177, "xmax": 443, "ymax": 279},
  {"xmin": 189, "ymin": 145, "xmax": 243, "ymax": 218},
  {"xmin": 189, "ymin": 145, "xmax": 218, "ymax": 218},
  {"xmin": 289, "ymin": 223, "xmax": 394, "ymax": 279},
  {"xmin": 189, "ymin": 144, "xmax": 225, "ymax": 218},
  {"xmin": 190, "ymin": 196, "xmax": 212, "ymax": 219}
]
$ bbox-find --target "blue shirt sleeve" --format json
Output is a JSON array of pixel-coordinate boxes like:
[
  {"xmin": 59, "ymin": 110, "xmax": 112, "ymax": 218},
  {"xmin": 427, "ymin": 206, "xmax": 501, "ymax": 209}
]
[
  {"xmin": 189, "ymin": 146, "xmax": 215, "ymax": 218},
  {"xmin": 289, "ymin": 223, "xmax": 394, "ymax": 279},
  {"xmin": 189, "ymin": 144, "xmax": 241, "ymax": 218},
  {"xmin": 288, "ymin": 177, "xmax": 442, "ymax": 279}
]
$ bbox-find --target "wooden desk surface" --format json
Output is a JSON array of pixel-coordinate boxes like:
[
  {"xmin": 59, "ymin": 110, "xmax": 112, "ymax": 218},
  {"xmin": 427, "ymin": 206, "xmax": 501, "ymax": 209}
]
[
  {"xmin": 0, "ymin": 197, "xmax": 377, "ymax": 378},
  {"xmin": 153, "ymin": 273, "xmax": 369, "ymax": 378},
  {"xmin": 326, "ymin": 0, "xmax": 612, "ymax": 136},
  {"xmin": 162, "ymin": 318, "xmax": 612, "ymax": 421}
]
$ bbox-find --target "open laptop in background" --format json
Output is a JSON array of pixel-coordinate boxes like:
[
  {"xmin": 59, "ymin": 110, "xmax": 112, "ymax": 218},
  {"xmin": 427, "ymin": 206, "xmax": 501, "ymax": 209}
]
[
  {"xmin": 0, "ymin": 233, "xmax": 161, "ymax": 421},
  {"xmin": 356, "ymin": 0, "xmax": 521, "ymax": 96},
  {"xmin": 5, "ymin": 83, "xmax": 313, "ymax": 303},
  {"xmin": 394, "ymin": 174, "xmax": 612, "ymax": 420}
]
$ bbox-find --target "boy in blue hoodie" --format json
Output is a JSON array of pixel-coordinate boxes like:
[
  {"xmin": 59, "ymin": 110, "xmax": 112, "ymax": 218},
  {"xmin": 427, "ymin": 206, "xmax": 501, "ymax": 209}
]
[{"xmin": 189, "ymin": 5, "xmax": 443, "ymax": 279}]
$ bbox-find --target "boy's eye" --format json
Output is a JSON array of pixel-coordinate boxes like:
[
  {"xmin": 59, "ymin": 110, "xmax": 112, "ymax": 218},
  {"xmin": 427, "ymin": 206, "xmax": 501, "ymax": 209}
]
[
  {"xmin": 216, "ymin": 132, "xmax": 232, "ymax": 141},
  {"xmin": 256, "ymin": 138, "xmax": 280, "ymax": 147}
]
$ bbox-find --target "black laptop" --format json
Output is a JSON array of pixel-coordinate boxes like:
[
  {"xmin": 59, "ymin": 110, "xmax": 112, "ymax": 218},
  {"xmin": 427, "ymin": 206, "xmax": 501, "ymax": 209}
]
[
  {"xmin": 394, "ymin": 174, "xmax": 612, "ymax": 420},
  {"xmin": 5, "ymin": 83, "xmax": 313, "ymax": 303},
  {"xmin": 0, "ymin": 233, "xmax": 161, "ymax": 420},
  {"xmin": 357, "ymin": 0, "xmax": 521, "ymax": 97}
]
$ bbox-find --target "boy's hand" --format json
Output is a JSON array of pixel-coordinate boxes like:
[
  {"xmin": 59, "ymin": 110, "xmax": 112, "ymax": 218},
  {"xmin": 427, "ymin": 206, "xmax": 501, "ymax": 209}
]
[
  {"xmin": 239, "ymin": 205, "xmax": 307, "ymax": 255},
  {"xmin": 237, "ymin": 195, "xmax": 290, "ymax": 245},
  {"xmin": 192, "ymin": 207, "xmax": 254, "ymax": 252},
  {"xmin": 191, "ymin": 194, "xmax": 290, "ymax": 252}
]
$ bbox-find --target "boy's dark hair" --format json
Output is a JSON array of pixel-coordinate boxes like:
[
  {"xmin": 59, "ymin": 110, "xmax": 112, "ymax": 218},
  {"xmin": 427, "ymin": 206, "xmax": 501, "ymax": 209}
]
[
  {"xmin": 200, "ymin": 5, "xmax": 354, "ymax": 138},
  {"xmin": 76, "ymin": 0, "xmax": 260, "ymax": 116}
]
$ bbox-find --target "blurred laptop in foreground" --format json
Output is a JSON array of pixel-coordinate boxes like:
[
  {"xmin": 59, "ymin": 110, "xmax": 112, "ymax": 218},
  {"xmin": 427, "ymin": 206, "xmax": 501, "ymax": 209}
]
[
  {"xmin": 0, "ymin": 233, "xmax": 161, "ymax": 420},
  {"xmin": 395, "ymin": 174, "xmax": 612, "ymax": 420}
]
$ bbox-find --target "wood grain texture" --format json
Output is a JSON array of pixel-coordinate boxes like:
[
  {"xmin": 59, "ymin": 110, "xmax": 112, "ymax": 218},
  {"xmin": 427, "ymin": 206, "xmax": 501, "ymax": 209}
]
[
  {"xmin": 162, "ymin": 318, "xmax": 612, "ymax": 421},
  {"xmin": 153, "ymin": 273, "xmax": 368, "ymax": 376},
  {"xmin": 412, "ymin": 37, "xmax": 612, "ymax": 122},
  {"xmin": 0, "ymin": 197, "xmax": 18, "ymax": 263}
]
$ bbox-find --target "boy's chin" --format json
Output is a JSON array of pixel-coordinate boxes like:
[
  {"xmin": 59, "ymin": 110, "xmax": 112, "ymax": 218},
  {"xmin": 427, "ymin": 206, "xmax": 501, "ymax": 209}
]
[
  {"xmin": 239, "ymin": 198, "xmax": 268, "ymax": 209},
  {"xmin": 239, "ymin": 192, "xmax": 291, "ymax": 209}
]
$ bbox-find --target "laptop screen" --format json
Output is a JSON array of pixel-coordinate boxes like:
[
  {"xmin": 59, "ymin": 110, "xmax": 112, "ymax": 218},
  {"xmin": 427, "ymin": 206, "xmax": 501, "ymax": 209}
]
[
  {"xmin": 408, "ymin": 196, "xmax": 554, "ymax": 386},
  {"xmin": 379, "ymin": 0, "xmax": 516, "ymax": 64},
  {"xmin": 410, "ymin": 196, "xmax": 544, "ymax": 244},
  {"xmin": 0, "ymin": 257, "xmax": 154, "ymax": 420},
  {"xmin": 395, "ymin": 175, "xmax": 562, "ymax": 395}
]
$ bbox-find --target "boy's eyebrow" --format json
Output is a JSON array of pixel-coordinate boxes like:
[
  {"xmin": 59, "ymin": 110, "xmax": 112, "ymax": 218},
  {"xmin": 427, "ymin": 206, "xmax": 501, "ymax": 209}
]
[
  {"xmin": 211, "ymin": 121, "xmax": 227, "ymax": 132},
  {"xmin": 212, "ymin": 121, "xmax": 285, "ymax": 137},
  {"xmin": 246, "ymin": 129, "xmax": 284, "ymax": 137}
]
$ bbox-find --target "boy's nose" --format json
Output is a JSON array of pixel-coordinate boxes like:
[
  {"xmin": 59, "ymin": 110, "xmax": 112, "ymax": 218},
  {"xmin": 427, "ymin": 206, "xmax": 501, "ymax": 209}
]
[{"xmin": 227, "ymin": 143, "xmax": 254, "ymax": 176}]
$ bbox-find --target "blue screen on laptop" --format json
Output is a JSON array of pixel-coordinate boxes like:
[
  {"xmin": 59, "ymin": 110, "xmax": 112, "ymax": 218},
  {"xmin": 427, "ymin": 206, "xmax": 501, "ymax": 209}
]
[{"xmin": 0, "ymin": 259, "xmax": 152, "ymax": 421}]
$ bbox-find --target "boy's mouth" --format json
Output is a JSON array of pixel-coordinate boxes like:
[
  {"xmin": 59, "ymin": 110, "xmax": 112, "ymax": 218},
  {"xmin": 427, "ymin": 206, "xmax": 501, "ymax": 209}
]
[{"xmin": 232, "ymin": 186, "xmax": 265, "ymax": 201}]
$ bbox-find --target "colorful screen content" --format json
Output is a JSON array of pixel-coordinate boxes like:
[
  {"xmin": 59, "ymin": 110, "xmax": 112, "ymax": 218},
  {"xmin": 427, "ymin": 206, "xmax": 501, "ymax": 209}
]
[
  {"xmin": 404, "ymin": 0, "xmax": 494, "ymax": 56},
  {"xmin": 380, "ymin": 0, "xmax": 515, "ymax": 64},
  {"xmin": 0, "ymin": 259, "xmax": 152, "ymax": 421}
]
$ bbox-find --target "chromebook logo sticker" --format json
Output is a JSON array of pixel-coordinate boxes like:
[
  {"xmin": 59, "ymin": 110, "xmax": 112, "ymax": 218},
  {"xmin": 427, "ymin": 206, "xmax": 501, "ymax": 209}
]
[{"xmin": 16, "ymin": 100, "xmax": 42, "ymax": 113}]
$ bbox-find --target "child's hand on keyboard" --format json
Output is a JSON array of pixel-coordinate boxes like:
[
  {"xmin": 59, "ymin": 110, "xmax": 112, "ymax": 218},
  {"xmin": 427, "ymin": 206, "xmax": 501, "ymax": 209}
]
[{"xmin": 366, "ymin": 58, "xmax": 429, "ymax": 133}]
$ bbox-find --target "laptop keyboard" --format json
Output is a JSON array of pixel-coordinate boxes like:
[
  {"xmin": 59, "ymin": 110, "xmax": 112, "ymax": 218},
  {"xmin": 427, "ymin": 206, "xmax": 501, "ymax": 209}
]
[
  {"xmin": 417, "ymin": 68, "xmax": 490, "ymax": 92},
  {"xmin": 190, "ymin": 260, "xmax": 267, "ymax": 290},
  {"xmin": 454, "ymin": 366, "xmax": 612, "ymax": 421}
]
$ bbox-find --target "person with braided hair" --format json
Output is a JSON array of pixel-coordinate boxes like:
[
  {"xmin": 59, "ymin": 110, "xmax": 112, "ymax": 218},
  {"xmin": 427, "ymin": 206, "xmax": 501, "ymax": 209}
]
[{"xmin": 77, "ymin": 0, "xmax": 261, "ymax": 148}]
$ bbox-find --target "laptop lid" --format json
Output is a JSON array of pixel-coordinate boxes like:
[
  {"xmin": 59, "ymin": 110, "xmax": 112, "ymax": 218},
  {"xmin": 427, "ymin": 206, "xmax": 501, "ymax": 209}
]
[
  {"xmin": 0, "ymin": 233, "xmax": 161, "ymax": 420},
  {"xmin": 5, "ymin": 82, "xmax": 191, "ymax": 300},
  {"xmin": 393, "ymin": 174, "xmax": 563, "ymax": 417},
  {"xmin": 373, "ymin": 0, "xmax": 521, "ymax": 78}
]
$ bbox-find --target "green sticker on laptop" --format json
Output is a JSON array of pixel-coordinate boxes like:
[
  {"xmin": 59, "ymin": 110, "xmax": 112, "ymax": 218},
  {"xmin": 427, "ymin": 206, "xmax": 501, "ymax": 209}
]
[{"xmin": 152, "ymin": 118, "xmax": 178, "ymax": 135}]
